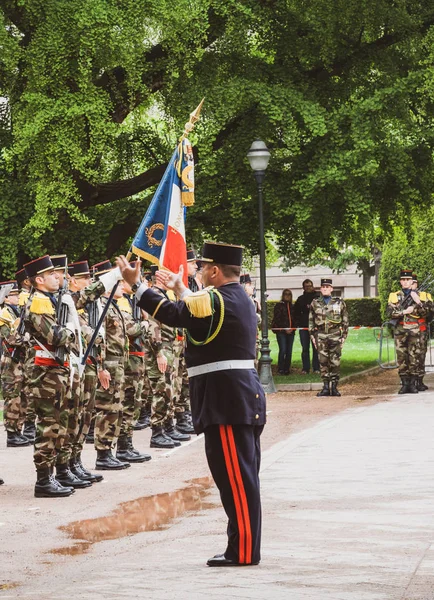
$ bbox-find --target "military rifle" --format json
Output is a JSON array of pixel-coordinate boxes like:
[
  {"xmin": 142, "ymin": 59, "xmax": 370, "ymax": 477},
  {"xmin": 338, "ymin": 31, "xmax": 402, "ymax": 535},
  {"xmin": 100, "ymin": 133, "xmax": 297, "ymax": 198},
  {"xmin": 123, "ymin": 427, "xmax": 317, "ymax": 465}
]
[
  {"xmin": 11, "ymin": 287, "xmax": 34, "ymax": 363},
  {"xmin": 54, "ymin": 273, "xmax": 69, "ymax": 366},
  {"xmin": 85, "ymin": 300, "xmax": 99, "ymax": 364}
]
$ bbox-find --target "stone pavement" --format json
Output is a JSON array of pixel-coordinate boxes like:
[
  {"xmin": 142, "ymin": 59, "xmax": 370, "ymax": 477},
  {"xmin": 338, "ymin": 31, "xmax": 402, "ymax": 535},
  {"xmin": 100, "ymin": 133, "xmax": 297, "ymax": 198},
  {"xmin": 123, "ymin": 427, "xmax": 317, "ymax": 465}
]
[{"xmin": 7, "ymin": 390, "xmax": 434, "ymax": 600}]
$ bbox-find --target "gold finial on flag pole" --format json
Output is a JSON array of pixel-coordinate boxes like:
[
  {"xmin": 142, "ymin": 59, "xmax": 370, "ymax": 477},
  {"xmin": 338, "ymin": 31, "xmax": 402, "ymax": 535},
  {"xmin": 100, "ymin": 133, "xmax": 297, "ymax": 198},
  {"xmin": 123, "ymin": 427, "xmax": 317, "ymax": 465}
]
[{"xmin": 180, "ymin": 98, "xmax": 205, "ymax": 140}]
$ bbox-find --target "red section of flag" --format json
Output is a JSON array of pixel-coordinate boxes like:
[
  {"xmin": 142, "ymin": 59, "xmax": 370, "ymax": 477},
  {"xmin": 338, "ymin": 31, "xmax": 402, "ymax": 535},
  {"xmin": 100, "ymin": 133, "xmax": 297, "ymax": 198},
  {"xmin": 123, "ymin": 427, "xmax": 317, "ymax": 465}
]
[{"xmin": 162, "ymin": 225, "xmax": 188, "ymax": 285}]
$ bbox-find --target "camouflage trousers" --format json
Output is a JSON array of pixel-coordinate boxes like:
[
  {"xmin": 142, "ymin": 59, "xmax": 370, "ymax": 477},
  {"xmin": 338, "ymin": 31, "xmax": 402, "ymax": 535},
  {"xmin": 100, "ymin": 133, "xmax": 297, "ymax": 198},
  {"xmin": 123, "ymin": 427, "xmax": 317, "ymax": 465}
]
[
  {"xmin": 416, "ymin": 331, "xmax": 428, "ymax": 377},
  {"xmin": 1, "ymin": 355, "xmax": 26, "ymax": 433},
  {"xmin": 316, "ymin": 334, "xmax": 342, "ymax": 382},
  {"xmin": 56, "ymin": 365, "xmax": 83, "ymax": 465},
  {"xmin": 120, "ymin": 354, "xmax": 145, "ymax": 438},
  {"xmin": 27, "ymin": 365, "xmax": 70, "ymax": 469},
  {"xmin": 138, "ymin": 370, "xmax": 152, "ymax": 416},
  {"xmin": 71, "ymin": 363, "xmax": 97, "ymax": 458},
  {"xmin": 148, "ymin": 347, "xmax": 174, "ymax": 428},
  {"xmin": 95, "ymin": 359, "xmax": 125, "ymax": 451},
  {"xmin": 23, "ymin": 352, "xmax": 36, "ymax": 424},
  {"xmin": 394, "ymin": 328, "xmax": 422, "ymax": 376},
  {"xmin": 172, "ymin": 340, "xmax": 190, "ymax": 415}
]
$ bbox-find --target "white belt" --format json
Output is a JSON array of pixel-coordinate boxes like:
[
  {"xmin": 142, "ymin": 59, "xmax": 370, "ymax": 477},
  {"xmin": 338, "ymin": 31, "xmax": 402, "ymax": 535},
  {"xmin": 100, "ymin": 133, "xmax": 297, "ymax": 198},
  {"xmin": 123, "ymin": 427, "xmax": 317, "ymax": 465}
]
[
  {"xmin": 187, "ymin": 360, "xmax": 255, "ymax": 378},
  {"xmin": 35, "ymin": 349, "xmax": 54, "ymax": 360}
]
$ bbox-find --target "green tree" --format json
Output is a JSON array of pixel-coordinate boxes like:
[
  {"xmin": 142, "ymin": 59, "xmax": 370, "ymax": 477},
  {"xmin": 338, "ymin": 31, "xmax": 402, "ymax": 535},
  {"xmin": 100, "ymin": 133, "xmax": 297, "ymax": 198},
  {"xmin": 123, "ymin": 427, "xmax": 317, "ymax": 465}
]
[{"xmin": 2, "ymin": 1, "xmax": 434, "ymax": 276}]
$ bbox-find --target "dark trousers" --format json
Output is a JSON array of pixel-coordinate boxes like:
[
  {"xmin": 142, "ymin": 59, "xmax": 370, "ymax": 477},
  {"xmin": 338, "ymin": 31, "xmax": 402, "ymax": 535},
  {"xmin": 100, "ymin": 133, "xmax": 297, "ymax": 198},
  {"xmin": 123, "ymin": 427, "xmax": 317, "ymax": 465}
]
[
  {"xmin": 204, "ymin": 424, "xmax": 263, "ymax": 564},
  {"xmin": 275, "ymin": 332, "xmax": 295, "ymax": 374},
  {"xmin": 299, "ymin": 329, "xmax": 320, "ymax": 373}
]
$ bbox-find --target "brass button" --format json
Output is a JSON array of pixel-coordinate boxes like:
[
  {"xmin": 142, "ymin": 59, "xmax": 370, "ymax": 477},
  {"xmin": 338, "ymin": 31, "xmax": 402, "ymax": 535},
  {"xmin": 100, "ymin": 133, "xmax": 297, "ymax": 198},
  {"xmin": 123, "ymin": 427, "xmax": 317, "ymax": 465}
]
[
  {"xmin": 255, "ymin": 414, "xmax": 259, "ymax": 419},
  {"xmin": 255, "ymin": 394, "xmax": 259, "ymax": 398}
]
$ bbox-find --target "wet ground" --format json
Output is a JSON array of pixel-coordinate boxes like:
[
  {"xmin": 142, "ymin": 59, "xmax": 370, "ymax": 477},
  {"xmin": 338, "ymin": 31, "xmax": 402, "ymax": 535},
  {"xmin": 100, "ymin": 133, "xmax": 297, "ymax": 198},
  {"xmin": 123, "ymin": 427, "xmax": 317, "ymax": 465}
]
[{"xmin": 0, "ymin": 369, "xmax": 404, "ymax": 598}]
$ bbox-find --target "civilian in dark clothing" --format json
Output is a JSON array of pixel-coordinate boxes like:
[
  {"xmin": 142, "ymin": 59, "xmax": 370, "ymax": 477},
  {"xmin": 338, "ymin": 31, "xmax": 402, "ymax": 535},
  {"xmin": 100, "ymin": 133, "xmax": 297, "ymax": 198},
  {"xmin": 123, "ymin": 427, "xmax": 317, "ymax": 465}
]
[
  {"xmin": 293, "ymin": 279, "xmax": 320, "ymax": 374},
  {"xmin": 271, "ymin": 289, "xmax": 295, "ymax": 375}
]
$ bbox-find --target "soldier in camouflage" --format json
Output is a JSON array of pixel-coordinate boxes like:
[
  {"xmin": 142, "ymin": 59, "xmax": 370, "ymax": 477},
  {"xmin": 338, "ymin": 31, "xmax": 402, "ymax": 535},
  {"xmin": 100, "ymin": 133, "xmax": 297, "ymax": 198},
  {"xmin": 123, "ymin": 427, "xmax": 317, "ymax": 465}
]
[
  {"xmin": 387, "ymin": 269, "xmax": 427, "ymax": 394},
  {"xmin": 309, "ymin": 278, "xmax": 349, "ymax": 397},
  {"xmin": 0, "ymin": 281, "xmax": 30, "ymax": 447},
  {"xmin": 411, "ymin": 273, "xmax": 433, "ymax": 392}
]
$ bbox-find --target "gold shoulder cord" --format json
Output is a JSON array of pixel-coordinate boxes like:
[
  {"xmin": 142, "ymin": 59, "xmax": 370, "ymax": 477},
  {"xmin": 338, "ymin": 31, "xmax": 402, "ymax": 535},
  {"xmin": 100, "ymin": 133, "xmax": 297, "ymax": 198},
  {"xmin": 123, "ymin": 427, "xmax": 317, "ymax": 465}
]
[{"xmin": 187, "ymin": 290, "xmax": 225, "ymax": 346}]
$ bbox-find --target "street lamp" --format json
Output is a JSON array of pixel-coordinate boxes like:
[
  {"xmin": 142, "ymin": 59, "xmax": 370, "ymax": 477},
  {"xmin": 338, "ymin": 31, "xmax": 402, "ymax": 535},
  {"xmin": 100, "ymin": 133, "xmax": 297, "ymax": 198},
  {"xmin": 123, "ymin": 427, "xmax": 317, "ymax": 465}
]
[{"xmin": 247, "ymin": 140, "xmax": 276, "ymax": 393}]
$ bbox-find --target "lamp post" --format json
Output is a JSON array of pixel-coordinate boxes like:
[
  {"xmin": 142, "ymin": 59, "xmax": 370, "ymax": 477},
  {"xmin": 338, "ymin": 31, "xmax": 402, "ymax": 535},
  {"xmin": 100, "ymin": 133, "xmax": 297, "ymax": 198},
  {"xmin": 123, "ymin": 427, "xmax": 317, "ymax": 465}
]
[{"xmin": 247, "ymin": 140, "xmax": 276, "ymax": 393}]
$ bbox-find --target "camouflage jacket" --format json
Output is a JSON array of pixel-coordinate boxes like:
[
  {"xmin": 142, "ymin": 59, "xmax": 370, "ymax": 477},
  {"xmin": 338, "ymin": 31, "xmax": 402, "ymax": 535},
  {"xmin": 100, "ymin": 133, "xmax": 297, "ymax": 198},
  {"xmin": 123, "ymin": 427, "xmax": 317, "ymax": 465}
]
[
  {"xmin": 309, "ymin": 296, "xmax": 349, "ymax": 339},
  {"xmin": 99, "ymin": 296, "xmax": 128, "ymax": 363},
  {"xmin": 148, "ymin": 287, "xmax": 176, "ymax": 355},
  {"xmin": 24, "ymin": 290, "xmax": 75, "ymax": 366},
  {"xmin": 0, "ymin": 303, "xmax": 21, "ymax": 354},
  {"xmin": 386, "ymin": 290, "xmax": 427, "ymax": 331}
]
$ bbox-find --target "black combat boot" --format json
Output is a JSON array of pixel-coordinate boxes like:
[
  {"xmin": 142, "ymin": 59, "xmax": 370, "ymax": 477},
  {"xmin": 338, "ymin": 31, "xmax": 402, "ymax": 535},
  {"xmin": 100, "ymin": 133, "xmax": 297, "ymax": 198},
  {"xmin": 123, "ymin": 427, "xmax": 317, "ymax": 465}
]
[
  {"xmin": 176, "ymin": 412, "xmax": 195, "ymax": 434},
  {"xmin": 35, "ymin": 467, "xmax": 74, "ymax": 498},
  {"xmin": 316, "ymin": 381, "xmax": 330, "ymax": 397},
  {"xmin": 134, "ymin": 406, "xmax": 151, "ymax": 430},
  {"xmin": 407, "ymin": 376, "xmax": 419, "ymax": 394},
  {"xmin": 165, "ymin": 420, "xmax": 191, "ymax": 442},
  {"xmin": 85, "ymin": 417, "xmax": 95, "ymax": 444},
  {"xmin": 95, "ymin": 449, "xmax": 130, "ymax": 470},
  {"xmin": 150, "ymin": 426, "xmax": 176, "ymax": 449},
  {"xmin": 0, "ymin": 478, "xmax": 4, "ymax": 485},
  {"xmin": 6, "ymin": 431, "xmax": 31, "ymax": 447},
  {"xmin": 70, "ymin": 454, "xmax": 103, "ymax": 483},
  {"xmin": 116, "ymin": 436, "xmax": 151, "ymax": 463},
  {"xmin": 330, "ymin": 380, "xmax": 341, "ymax": 397},
  {"xmin": 398, "ymin": 376, "xmax": 409, "ymax": 394},
  {"xmin": 417, "ymin": 377, "xmax": 428, "ymax": 391},
  {"xmin": 56, "ymin": 462, "xmax": 92, "ymax": 489},
  {"xmin": 23, "ymin": 421, "xmax": 36, "ymax": 442}
]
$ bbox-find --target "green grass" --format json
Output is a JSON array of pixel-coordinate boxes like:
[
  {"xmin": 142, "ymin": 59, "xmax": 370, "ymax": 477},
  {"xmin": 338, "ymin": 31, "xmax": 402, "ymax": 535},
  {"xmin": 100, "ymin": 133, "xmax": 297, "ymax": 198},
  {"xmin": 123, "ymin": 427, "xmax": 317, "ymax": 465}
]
[{"xmin": 269, "ymin": 328, "xmax": 382, "ymax": 384}]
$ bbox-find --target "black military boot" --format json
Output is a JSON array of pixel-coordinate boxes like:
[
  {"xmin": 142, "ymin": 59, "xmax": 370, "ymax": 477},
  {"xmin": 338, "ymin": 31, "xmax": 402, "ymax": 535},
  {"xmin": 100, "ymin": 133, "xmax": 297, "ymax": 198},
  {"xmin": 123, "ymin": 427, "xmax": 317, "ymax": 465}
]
[
  {"xmin": 134, "ymin": 407, "xmax": 151, "ymax": 430},
  {"xmin": 330, "ymin": 380, "xmax": 341, "ymax": 397},
  {"xmin": 407, "ymin": 376, "xmax": 419, "ymax": 394},
  {"xmin": 56, "ymin": 462, "xmax": 92, "ymax": 488},
  {"xmin": 116, "ymin": 436, "xmax": 152, "ymax": 463},
  {"xmin": 0, "ymin": 478, "xmax": 4, "ymax": 485},
  {"xmin": 6, "ymin": 431, "xmax": 31, "ymax": 447},
  {"xmin": 85, "ymin": 417, "xmax": 95, "ymax": 444},
  {"xmin": 176, "ymin": 412, "xmax": 195, "ymax": 434},
  {"xmin": 398, "ymin": 376, "xmax": 409, "ymax": 394},
  {"xmin": 150, "ymin": 426, "xmax": 176, "ymax": 449},
  {"xmin": 23, "ymin": 421, "xmax": 36, "ymax": 442},
  {"xmin": 165, "ymin": 420, "xmax": 191, "ymax": 442},
  {"xmin": 70, "ymin": 454, "xmax": 103, "ymax": 483},
  {"xmin": 35, "ymin": 467, "xmax": 74, "ymax": 498},
  {"xmin": 316, "ymin": 381, "xmax": 330, "ymax": 397},
  {"xmin": 95, "ymin": 449, "xmax": 130, "ymax": 470},
  {"xmin": 417, "ymin": 377, "xmax": 428, "ymax": 391}
]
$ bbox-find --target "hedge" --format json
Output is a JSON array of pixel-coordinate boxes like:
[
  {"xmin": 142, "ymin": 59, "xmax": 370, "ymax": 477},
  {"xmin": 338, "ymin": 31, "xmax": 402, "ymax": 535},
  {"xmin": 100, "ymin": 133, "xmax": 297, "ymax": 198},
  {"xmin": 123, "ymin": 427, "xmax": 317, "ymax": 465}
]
[{"xmin": 266, "ymin": 297, "xmax": 381, "ymax": 328}]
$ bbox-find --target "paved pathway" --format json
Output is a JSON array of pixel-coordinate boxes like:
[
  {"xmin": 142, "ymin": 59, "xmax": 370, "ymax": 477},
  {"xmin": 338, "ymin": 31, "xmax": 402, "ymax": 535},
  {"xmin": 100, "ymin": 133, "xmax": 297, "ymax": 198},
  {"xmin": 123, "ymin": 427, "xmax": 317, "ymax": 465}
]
[{"xmin": 6, "ymin": 391, "xmax": 434, "ymax": 600}]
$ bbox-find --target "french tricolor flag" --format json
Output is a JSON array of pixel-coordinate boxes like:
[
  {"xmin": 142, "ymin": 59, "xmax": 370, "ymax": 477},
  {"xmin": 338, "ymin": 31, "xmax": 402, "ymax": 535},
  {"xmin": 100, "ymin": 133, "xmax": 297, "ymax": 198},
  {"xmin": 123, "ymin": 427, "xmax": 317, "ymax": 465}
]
[{"xmin": 131, "ymin": 139, "xmax": 195, "ymax": 285}]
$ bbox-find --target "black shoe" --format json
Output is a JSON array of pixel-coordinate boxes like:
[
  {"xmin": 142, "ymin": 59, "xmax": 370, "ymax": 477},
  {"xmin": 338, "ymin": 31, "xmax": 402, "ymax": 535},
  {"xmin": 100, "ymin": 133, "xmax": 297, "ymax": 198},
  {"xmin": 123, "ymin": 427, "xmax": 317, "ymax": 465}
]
[
  {"xmin": 398, "ymin": 376, "xmax": 409, "ymax": 394},
  {"xmin": 6, "ymin": 431, "xmax": 31, "ymax": 447},
  {"xmin": 206, "ymin": 554, "xmax": 259, "ymax": 567},
  {"xmin": 330, "ymin": 381, "xmax": 341, "ymax": 397},
  {"xmin": 150, "ymin": 427, "xmax": 175, "ymax": 449},
  {"xmin": 165, "ymin": 423, "xmax": 191, "ymax": 442},
  {"xmin": 134, "ymin": 407, "xmax": 151, "ymax": 430},
  {"xmin": 0, "ymin": 478, "xmax": 4, "ymax": 485},
  {"xmin": 56, "ymin": 464, "xmax": 92, "ymax": 489},
  {"xmin": 116, "ymin": 437, "xmax": 152, "ymax": 463},
  {"xmin": 95, "ymin": 449, "xmax": 130, "ymax": 470},
  {"xmin": 417, "ymin": 377, "xmax": 428, "ymax": 391},
  {"xmin": 407, "ymin": 376, "xmax": 419, "ymax": 394},
  {"xmin": 23, "ymin": 421, "xmax": 36, "ymax": 442},
  {"xmin": 70, "ymin": 458, "xmax": 104, "ymax": 483},
  {"xmin": 316, "ymin": 382, "xmax": 330, "ymax": 397},
  {"xmin": 133, "ymin": 420, "xmax": 147, "ymax": 431},
  {"xmin": 35, "ymin": 469, "xmax": 74, "ymax": 498},
  {"xmin": 176, "ymin": 413, "xmax": 195, "ymax": 434}
]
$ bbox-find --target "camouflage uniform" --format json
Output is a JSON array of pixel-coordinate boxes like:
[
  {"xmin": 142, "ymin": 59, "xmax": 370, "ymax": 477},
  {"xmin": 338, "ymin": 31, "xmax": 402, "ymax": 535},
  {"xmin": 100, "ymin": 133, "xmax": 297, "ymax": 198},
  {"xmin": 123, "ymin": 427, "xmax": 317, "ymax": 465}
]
[
  {"xmin": 309, "ymin": 296, "xmax": 349, "ymax": 383},
  {"xmin": 24, "ymin": 292, "xmax": 74, "ymax": 469},
  {"xmin": 386, "ymin": 290, "xmax": 426, "ymax": 378},
  {"xmin": 172, "ymin": 332, "xmax": 190, "ymax": 415},
  {"xmin": 415, "ymin": 292, "xmax": 433, "ymax": 380},
  {"xmin": 0, "ymin": 303, "xmax": 26, "ymax": 434},
  {"xmin": 19, "ymin": 290, "xmax": 36, "ymax": 428}
]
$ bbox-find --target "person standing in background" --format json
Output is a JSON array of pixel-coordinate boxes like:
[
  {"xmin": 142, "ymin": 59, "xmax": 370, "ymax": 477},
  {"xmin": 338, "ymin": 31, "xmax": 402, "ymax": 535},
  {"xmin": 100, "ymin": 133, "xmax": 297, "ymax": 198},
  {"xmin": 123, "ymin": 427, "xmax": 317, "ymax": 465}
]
[
  {"xmin": 293, "ymin": 279, "xmax": 320, "ymax": 375},
  {"xmin": 271, "ymin": 289, "xmax": 295, "ymax": 375}
]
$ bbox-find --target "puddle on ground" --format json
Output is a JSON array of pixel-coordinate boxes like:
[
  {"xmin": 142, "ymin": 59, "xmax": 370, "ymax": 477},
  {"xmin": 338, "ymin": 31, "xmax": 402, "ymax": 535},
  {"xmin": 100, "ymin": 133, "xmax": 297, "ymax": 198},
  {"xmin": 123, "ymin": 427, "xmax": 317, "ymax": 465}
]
[{"xmin": 52, "ymin": 476, "xmax": 213, "ymax": 556}]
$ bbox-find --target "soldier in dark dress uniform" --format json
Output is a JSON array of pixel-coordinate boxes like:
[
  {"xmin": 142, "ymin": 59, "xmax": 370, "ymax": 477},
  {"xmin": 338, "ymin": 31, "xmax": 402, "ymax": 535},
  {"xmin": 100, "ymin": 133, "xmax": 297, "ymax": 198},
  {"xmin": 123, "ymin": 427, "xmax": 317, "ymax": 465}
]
[{"xmin": 117, "ymin": 242, "xmax": 266, "ymax": 567}]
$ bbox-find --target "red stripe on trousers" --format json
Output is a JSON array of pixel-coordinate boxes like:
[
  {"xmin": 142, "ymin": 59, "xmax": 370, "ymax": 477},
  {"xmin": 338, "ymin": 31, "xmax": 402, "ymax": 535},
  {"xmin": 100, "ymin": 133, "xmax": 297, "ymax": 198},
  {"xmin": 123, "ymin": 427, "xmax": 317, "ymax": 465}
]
[
  {"xmin": 219, "ymin": 425, "xmax": 246, "ymax": 564},
  {"xmin": 226, "ymin": 425, "xmax": 252, "ymax": 564}
]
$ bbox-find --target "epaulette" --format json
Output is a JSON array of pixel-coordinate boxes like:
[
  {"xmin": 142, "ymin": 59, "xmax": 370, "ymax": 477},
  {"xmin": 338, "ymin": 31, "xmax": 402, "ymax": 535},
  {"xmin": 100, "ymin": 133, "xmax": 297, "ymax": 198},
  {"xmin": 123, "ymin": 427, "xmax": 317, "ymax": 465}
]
[
  {"xmin": 18, "ymin": 290, "xmax": 30, "ymax": 307},
  {"xmin": 388, "ymin": 292, "xmax": 399, "ymax": 304},
  {"xmin": 428, "ymin": 293, "xmax": 433, "ymax": 302},
  {"xmin": 420, "ymin": 291, "xmax": 428, "ymax": 302},
  {"xmin": 0, "ymin": 306, "xmax": 14, "ymax": 325},
  {"xmin": 166, "ymin": 290, "xmax": 176, "ymax": 301},
  {"xmin": 117, "ymin": 296, "xmax": 132, "ymax": 314},
  {"xmin": 29, "ymin": 292, "xmax": 55, "ymax": 315},
  {"xmin": 77, "ymin": 308, "xmax": 85, "ymax": 314},
  {"xmin": 184, "ymin": 287, "xmax": 214, "ymax": 318}
]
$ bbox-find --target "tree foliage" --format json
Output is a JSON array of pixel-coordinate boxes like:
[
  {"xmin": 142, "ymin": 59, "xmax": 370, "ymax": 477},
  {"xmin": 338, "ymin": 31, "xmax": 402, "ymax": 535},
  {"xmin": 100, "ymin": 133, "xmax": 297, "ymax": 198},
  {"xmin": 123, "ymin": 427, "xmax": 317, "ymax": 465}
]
[{"xmin": 2, "ymin": 1, "xmax": 434, "ymax": 275}]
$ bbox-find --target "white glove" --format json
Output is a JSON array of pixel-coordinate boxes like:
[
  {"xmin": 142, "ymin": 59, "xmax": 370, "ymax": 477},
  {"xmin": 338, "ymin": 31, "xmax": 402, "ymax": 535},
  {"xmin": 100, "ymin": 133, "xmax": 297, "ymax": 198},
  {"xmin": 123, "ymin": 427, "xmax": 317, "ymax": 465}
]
[
  {"xmin": 99, "ymin": 267, "xmax": 123, "ymax": 292},
  {"xmin": 61, "ymin": 293, "xmax": 76, "ymax": 310}
]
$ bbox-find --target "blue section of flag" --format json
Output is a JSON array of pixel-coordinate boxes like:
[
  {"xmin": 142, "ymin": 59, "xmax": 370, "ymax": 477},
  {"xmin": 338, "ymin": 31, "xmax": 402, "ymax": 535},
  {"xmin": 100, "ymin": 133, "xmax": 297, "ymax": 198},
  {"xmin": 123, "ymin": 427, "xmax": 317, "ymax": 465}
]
[{"xmin": 132, "ymin": 148, "xmax": 179, "ymax": 262}]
